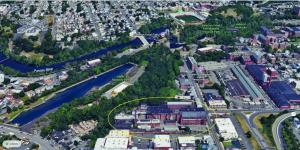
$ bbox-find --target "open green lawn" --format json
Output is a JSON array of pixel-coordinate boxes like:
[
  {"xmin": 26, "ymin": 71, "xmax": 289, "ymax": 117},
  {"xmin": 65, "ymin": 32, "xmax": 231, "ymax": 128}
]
[
  {"xmin": 20, "ymin": 51, "xmax": 45, "ymax": 63},
  {"xmin": 175, "ymin": 15, "xmax": 200, "ymax": 23},
  {"xmin": 220, "ymin": 8, "xmax": 238, "ymax": 17},
  {"xmin": 223, "ymin": 141, "xmax": 232, "ymax": 147},
  {"xmin": 290, "ymin": 38, "xmax": 300, "ymax": 45},
  {"xmin": 235, "ymin": 113, "xmax": 261, "ymax": 150},
  {"xmin": 253, "ymin": 113, "xmax": 278, "ymax": 146}
]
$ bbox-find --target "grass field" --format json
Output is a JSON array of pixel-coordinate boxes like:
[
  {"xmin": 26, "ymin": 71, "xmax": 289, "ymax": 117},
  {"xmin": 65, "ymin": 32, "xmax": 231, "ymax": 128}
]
[
  {"xmin": 175, "ymin": 15, "xmax": 201, "ymax": 23},
  {"xmin": 290, "ymin": 37, "xmax": 300, "ymax": 45},
  {"xmin": 223, "ymin": 141, "xmax": 232, "ymax": 148},
  {"xmin": 253, "ymin": 113, "xmax": 277, "ymax": 146},
  {"xmin": 221, "ymin": 8, "xmax": 238, "ymax": 17},
  {"xmin": 20, "ymin": 51, "xmax": 45, "ymax": 63},
  {"xmin": 235, "ymin": 113, "xmax": 261, "ymax": 150}
]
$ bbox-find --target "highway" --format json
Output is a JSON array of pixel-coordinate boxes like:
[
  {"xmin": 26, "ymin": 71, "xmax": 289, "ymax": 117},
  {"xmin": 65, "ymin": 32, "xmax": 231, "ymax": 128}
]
[
  {"xmin": 272, "ymin": 111, "xmax": 300, "ymax": 150},
  {"xmin": 234, "ymin": 109, "xmax": 300, "ymax": 150},
  {"xmin": 229, "ymin": 115, "xmax": 252, "ymax": 150},
  {"xmin": 241, "ymin": 112, "xmax": 272, "ymax": 149},
  {"xmin": 0, "ymin": 124, "xmax": 57, "ymax": 150}
]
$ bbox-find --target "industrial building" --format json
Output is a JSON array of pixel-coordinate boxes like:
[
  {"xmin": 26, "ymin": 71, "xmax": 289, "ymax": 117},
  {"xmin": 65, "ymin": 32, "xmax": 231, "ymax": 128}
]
[
  {"xmin": 153, "ymin": 135, "xmax": 171, "ymax": 149},
  {"xmin": 265, "ymin": 81, "xmax": 300, "ymax": 109},
  {"xmin": 179, "ymin": 78, "xmax": 191, "ymax": 90},
  {"xmin": 214, "ymin": 118, "xmax": 238, "ymax": 141},
  {"xmin": 226, "ymin": 79, "xmax": 250, "ymax": 97},
  {"xmin": 231, "ymin": 65, "xmax": 264, "ymax": 100},
  {"xmin": 245, "ymin": 65, "xmax": 278, "ymax": 85},
  {"xmin": 103, "ymin": 81, "xmax": 132, "ymax": 98},
  {"xmin": 121, "ymin": 102, "xmax": 208, "ymax": 130},
  {"xmin": 167, "ymin": 101, "xmax": 193, "ymax": 109},
  {"xmin": 186, "ymin": 56, "xmax": 197, "ymax": 71},
  {"xmin": 246, "ymin": 65, "xmax": 300, "ymax": 108},
  {"xmin": 114, "ymin": 113, "xmax": 135, "ymax": 129},
  {"xmin": 198, "ymin": 61, "xmax": 228, "ymax": 71},
  {"xmin": 203, "ymin": 90, "xmax": 227, "ymax": 109},
  {"xmin": 245, "ymin": 65, "xmax": 266, "ymax": 84},
  {"xmin": 178, "ymin": 136, "xmax": 196, "ymax": 150},
  {"xmin": 94, "ymin": 130, "xmax": 131, "ymax": 150}
]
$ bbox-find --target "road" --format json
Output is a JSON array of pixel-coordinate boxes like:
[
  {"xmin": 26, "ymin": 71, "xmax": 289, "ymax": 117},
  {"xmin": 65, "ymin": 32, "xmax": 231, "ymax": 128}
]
[
  {"xmin": 115, "ymin": 36, "xmax": 150, "ymax": 58},
  {"xmin": 183, "ymin": 60, "xmax": 223, "ymax": 150},
  {"xmin": 274, "ymin": 19, "xmax": 300, "ymax": 26},
  {"xmin": 0, "ymin": 124, "xmax": 57, "ymax": 150},
  {"xmin": 229, "ymin": 115, "xmax": 252, "ymax": 150},
  {"xmin": 272, "ymin": 111, "xmax": 300, "ymax": 150},
  {"xmin": 86, "ymin": 2, "xmax": 101, "ymax": 40},
  {"xmin": 236, "ymin": 109, "xmax": 300, "ymax": 150},
  {"xmin": 244, "ymin": 111, "xmax": 276, "ymax": 149}
]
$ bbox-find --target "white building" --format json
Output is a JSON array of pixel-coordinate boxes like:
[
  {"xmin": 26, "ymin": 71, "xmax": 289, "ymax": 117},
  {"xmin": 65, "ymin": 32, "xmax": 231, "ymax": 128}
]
[
  {"xmin": 94, "ymin": 130, "xmax": 131, "ymax": 150},
  {"xmin": 2, "ymin": 140, "xmax": 22, "ymax": 149},
  {"xmin": 0, "ymin": 5, "xmax": 9, "ymax": 16},
  {"xmin": 197, "ymin": 45, "xmax": 221, "ymax": 52},
  {"xmin": 111, "ymin": 82, "xmax": 131, "ymax": 96},
  {"xmin": 207, "ymin": 100, "xmax": 227, "ymax": 109},
  {"xmin": 103, "ymin": 82, "xmax": 132, "ymax": 98},
  {"xmin": 115, "ymin": 113, "xmax": 134, "ymax": 120},
  {"xmin": 294, "ymin": 117, "xmax": 300, "ymax": 129},
  {"xmin": 87, "ymin": 59, "xmax": 101, "ymax": 66},
  {"xmin": 0, "ymin": 74, "xmax": 4, "ymax": 83},
  {"xmin": 104, "ymin": 137, "xmax": 129, "ymax": 149},
  {"xmin": 153, "ymin": 135, "xmax": 171, "ymax": 149},
  {"xmin": 178, "ymin": 136, "xmax": 196, "ymax": 150},
  {"xmin": 214, "ymin": 118, "xmax": 238, "ymax": 140},
  {"xmin": 58, "ymin": 71, "xmax": 68, "ymax": 81}
]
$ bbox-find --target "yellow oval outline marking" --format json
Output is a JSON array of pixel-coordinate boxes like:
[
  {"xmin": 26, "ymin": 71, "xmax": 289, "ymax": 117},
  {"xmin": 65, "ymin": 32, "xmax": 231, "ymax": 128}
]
[{"xmin": 107, "ymin": 96, "xmax": 216, "ymax": 140}]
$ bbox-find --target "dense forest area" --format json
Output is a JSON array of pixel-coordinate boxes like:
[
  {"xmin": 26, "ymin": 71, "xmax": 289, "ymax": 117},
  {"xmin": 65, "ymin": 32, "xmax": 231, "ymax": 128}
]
[
  {"xmin": 40, "ymin": 45, "xmax": 182, "ymax": 147},
  {"xmin": 194, "ymin": 51, "xmax": 226, "ymax": 62},
  {"xmin": 281, "ymin": 119, "xmax": 300, "ymax": 150},
  {"xmin": 138, "ymin": 17, "xmax": 173, "ymax": 34},
  {"xmin": 9, "ymin": 30, "xmax": 132, "ymax": 65},
  {"xmin": 18, "ymin": 54, "xmax": 128, "ymax": 106},
  {"xmin": 180, "ymin": 5, "xmax": 272, "ymax": 45},
  {"xmin": 258, "ymin": 111, "xmax": 292, "ymax": 147}
]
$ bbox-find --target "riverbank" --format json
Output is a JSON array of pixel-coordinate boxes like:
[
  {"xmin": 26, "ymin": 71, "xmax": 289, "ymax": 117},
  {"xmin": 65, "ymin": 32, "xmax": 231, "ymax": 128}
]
[
  {"xmin": 0, "ymin": 38, "xmax": 142, "ymax": 73},
  {"xmin": 6, "ymin": 94, "xmax": 54, "ymax": 121},
  {"xmin": 11, "ymin": 64, "xmax": 134, "ymax": 125},
  {"xmin": 8, "ymin": 64, "xmax": 135, "ymax": 125}
]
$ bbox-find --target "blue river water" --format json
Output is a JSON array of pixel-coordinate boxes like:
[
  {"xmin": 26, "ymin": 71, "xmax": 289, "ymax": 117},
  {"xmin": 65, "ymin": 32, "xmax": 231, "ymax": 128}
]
[
  {"xmin": 11, "ymin": 63, "xmax": 134, "ymax": 125},
  {"xmin": 0, "ymin": 38, "xmax": 142, "ymax": 73}
]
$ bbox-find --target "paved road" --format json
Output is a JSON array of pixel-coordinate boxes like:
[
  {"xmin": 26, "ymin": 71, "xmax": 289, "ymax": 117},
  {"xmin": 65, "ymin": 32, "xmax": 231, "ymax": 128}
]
[
  {"xmin": 183, "ymin": 60, "xmax": 223, "ymax": 150},
  {"xmin": 86, "ymin": 3, "xmax": 101, "ymax": 39},
  {"xmin": 241, "ymin": 109, "xmax": 300, "ymax": 150},
  {"xmin": 115, "ymin": 36, "xmax": 150, "ymax": 58},
  {"xmin": 272, "ymin": 111, "xmax": 300, "ymax": 150},
  {"xmin": 229, "ymin": 115, "xmax": 252, "ymax": 150},
  {"xmin": 241, "ymin": 112, "xmax": 272, "ymax": 149},
  {"xmin": 0, "ymin": 124, "xmax": 56, "ymax": 150}
]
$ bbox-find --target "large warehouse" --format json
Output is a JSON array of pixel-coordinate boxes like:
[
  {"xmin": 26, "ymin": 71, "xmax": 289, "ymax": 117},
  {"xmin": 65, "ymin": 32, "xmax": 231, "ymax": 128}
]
[
  {"xmin": 246, "ymin": 65, "xmax": 300, "ymax": 109},
  {"xmin": 265, "ymin": 81, "xmax": 300, "ymax": 109},
  {"xmin": 214, "ymin": 118, "xmax": 238, "ymax": 141},
  {"xmin": 231, "ymin": 65, "xmax": 264, "ymax": 100}
]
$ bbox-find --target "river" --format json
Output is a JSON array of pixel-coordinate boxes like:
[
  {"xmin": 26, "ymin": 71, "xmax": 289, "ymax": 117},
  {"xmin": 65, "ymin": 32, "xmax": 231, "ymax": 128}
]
[
  {"xmin": 11, "ymin": 63, "xmax": 134, "ymax": 126},
  {"xmin": 0, "ymin": 38, "xmax": 142, "ymax": 73}
]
